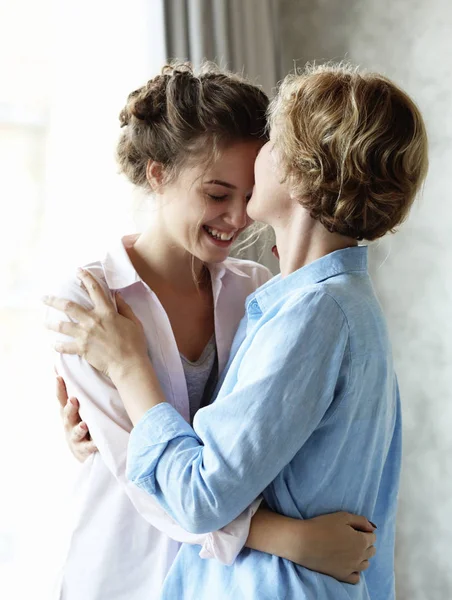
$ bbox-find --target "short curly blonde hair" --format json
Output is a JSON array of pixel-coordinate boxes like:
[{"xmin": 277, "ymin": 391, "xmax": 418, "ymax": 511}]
[{"xmin": 269, "ymin": 63, "xmax": 429, "ymax": 240}]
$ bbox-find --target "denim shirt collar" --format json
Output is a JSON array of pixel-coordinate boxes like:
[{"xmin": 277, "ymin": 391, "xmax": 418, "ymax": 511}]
[{"xmin": 250, "ymin": 246, "xmax": 368, "ymax": 314}]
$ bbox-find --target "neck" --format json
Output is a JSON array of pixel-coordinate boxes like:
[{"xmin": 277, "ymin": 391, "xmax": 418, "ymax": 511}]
[
  {"xmin": 274, "ymin": 209, "xmax": 358, "ymax": 277},
  {"xmin": 129, "ymin": 223, "xmax": 205, "ymax": 293}
]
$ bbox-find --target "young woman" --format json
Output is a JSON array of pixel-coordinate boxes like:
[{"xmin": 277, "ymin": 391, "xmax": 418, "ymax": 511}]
[
  {"xmin": 44, "ymin": 63, "xmax": 376, "ymax": 600},
  {"xmin": 46, "ymin": 62, "xmax": 428, "ymax": 599}
]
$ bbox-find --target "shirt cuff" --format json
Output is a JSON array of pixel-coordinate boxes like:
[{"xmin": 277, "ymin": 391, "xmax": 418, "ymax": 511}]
[
  {"xmin": 199, "ymin": 496, "xmax": 263, "ymax": 565},
  {"xmin": 126, "ymin": 403, "xmax": 199, "ymax": 494}
]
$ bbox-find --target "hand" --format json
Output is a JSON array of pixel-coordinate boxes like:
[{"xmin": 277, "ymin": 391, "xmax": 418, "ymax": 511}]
[
  {"xmin": 44, "ymin": 269, "xmax": 148, "ymax": 378},
  {"xmin": 56, "ymin": 375, "xmax": 97, "ymax": 462},
  {"xmin": 292, "ymin": 511, "xmax": 376, "ymax": 584}
]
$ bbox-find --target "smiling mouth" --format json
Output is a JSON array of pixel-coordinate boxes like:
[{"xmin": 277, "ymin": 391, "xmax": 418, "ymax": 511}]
[{"xmin": 203, "ymin": 225, "xmax": 236, "ymax": 242}]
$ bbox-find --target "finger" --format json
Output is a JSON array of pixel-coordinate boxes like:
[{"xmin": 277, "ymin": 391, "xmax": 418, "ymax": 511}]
[
  {"xmin": 360, "ymin": 560, "xmax": 370, "ymax": 572},
  {"xmin": 47, "ymin": 320, "xmax": 82, "ymax": 338},
  {"xmin": 63, "ymin": 397, "xmax": 82, "ymax": 426},
  {"xmin": 359, "ymin": 531, "xmax": 377, "ymax": 549},
  {"xmin": 77, "ymin": 269, "xmax": 113, "ymax": 314},
  {"xmin": 53, "ymin": 340, "xmax": 82, "ymax": 355},
  {"xmin": 115, "ymin": 292, "xmax": 141, "ymax": 325},
  {"xmin": 347, "ymin": 514, "xmax": 376, "ymax": 533},
  {"xmin": 74, "ymin": 440, "xmax": 98, "ymax": 463},
  {"xmin": 43, "ymin": 295, "xmax": 91, "ymax": 323},
  {"xmin": 71, "ymin": 421, "xmax": 90, "ymax": 443},
  {"xmin": 365, "ymin": 545, "xmax": 377, "ymax": 559},
  {"xmin": 56, "ymin": 376, "xmax": 69, "ymax": 409},
  {"xmin": 80, "ymin": 440, "xmax": 98, "ymax": 457},
  {"xmin": 344, "ymin": 572, "xmax": 360, "ymax": 585}
]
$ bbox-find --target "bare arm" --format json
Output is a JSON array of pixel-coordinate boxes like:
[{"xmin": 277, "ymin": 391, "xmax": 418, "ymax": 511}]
[{"xmin": 246, "ymin": 508, "xmax": 376, "ymax": 584}]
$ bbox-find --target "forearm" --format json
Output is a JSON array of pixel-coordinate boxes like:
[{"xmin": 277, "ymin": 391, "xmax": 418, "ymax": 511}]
[
  {"xmin": 245, "ymin": 507, "xmax": 307, "ymax": 564},
  {"xmin": 111, "ymin": 358, "xmax": 166, "ymax": 425}
]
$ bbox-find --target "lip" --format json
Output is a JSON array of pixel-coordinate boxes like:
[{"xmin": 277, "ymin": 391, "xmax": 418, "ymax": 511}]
[
  {"xmin": 202, "ymin": 225, "xmax": 236, "ymax": 248},
  {"xmin": 204, "ymin": 225, "xmax": 237, "ymax": 236}
]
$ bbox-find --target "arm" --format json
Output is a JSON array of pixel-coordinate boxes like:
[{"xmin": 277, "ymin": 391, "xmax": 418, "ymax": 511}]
[
  {"xmin": 45, "ymin": 275, "xmax": 260, "ymax": 565},
  {"xmin": 46, "ymin": 275, "xmax": 375, "ymax": 580},
  {"xmin": 55, "ymin": 377, "xmax": 375, "ymax": 583},
  {"xmin": 124, "ymin": 291, "xmax": 349, "ymax": 533},
  {"xmin": 247, "ymin": 509, "xmax": 375, "ymax": 584}
]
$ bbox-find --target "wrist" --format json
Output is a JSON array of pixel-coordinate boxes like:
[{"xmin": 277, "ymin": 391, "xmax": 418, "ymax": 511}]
[
  {"xmin": 109, "ymin": 355, "xmax": 166, "ymax": 425},
  {"xmin": 289, "ymin": 519, "xmax": 311, "ymax": 564},
  {"xmin": 109, "ymin": 354, "xmax": 151, "ymax": 385},
  {"xmin": 246, "ymin": 509, "xmax": 309, "ymax": 565}
]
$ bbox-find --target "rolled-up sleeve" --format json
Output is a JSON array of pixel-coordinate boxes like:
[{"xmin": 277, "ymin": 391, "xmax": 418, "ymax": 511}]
[{"xmin": 127, "ymin": 290, "xmax": 350, "ymax": 534}]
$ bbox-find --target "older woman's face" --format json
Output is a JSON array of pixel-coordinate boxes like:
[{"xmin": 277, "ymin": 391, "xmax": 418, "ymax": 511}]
[{"xmin": 246, "ymin": 141, "xmax": 292, "ymax": 227}]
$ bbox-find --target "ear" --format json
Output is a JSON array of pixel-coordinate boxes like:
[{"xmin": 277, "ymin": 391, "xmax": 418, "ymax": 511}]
[{"xmin": 146, "ymin": 160, "xmax": 165, "ymax": 192}]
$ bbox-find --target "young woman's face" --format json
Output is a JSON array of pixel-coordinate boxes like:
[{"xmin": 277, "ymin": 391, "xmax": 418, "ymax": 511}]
[
  {"xmin": 247, "ymin": 140, "xmax": 292, "ymax": 226},
  {"xmin": 158, "ymin": 140, "xmax": 263, "ymax": 264}
]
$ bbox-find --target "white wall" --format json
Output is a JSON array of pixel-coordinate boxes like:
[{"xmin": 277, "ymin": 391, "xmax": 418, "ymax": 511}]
[{"xmin": 279, "ymin": 1, "xmax": 452, "ymax": 597}]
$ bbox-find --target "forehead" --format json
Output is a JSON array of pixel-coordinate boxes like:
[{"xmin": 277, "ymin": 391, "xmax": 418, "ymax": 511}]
[{"xmin": 186, "ymin": 140, "xmax": 264, "ymax": 187}]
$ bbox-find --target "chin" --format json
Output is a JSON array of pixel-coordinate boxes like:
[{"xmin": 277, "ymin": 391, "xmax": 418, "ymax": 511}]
[{"xmin": 196, "ymin": 245, "xmax": 230, "ymax": 266}]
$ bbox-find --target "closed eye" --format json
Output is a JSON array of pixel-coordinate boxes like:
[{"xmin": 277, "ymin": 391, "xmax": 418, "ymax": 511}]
[{"xmin": 208, "ymin": 194, "xmax": 228, "ymax": 201}]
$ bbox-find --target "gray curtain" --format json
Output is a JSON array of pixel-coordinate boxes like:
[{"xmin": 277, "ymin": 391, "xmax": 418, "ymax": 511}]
[
  {"xmin": 163, "ymin": 0, "xmax": 282, "ymax": 95},
  {"xmin": 163, "ymin": 0, "xmax": 282, "ymax": 271}
]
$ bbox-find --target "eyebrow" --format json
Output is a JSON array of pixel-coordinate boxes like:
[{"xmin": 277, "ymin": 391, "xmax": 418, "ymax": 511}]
[{"xmin": 204, "ymin": 179, "xmax": 237, "ymax": 190}]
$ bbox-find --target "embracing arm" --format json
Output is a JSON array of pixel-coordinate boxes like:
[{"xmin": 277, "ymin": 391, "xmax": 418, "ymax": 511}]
[
  {"xmin": 46, "ymin": 275, "xmax": 262, "ymax": 564},
  {"xmin": 54, "ymin": 364, "xmax": 374, "ymax": 582},
  {"xmin": 45, "ymin": 272, "xmax": 375, "ymax": 580},
  {"xmin": 121, "ymin": 291, "xmax": 349, "ymax": 532}
]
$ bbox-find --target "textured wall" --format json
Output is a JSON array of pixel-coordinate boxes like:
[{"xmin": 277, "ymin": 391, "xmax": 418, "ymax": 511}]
[{"xmin": 278, "ymin": 1, "xmax": 452, "ymax": 598}]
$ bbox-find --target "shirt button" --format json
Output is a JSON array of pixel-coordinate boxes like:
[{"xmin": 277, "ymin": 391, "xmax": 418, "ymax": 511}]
[{"xmin": 248, "ymin": 299, "xmax": 259, "ymax": 314}]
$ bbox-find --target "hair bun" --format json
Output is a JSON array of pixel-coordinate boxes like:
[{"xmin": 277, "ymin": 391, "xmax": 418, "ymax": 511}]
[
  {"xmin": 161, "ymin": 62, "xmax": 194, "ymax": 78},
  {"xmin": 116, "ymin": 60, "xmax": 269, "ymax": 189},
  {"xmin": 119, "ymin": 73, "xmax": 170, "ymax": 128}
]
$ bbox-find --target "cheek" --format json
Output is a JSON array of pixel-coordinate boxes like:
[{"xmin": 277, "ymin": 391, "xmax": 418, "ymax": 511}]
[
  {"xmin": 243, "ymin": 211, "xmax": 254, "ymax": 228},
  {"xmin": 176, "ymin": 192, "xmax": 208, "ymax": 230}
]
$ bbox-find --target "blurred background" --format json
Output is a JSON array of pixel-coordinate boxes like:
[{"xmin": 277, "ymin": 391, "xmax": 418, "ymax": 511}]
[{"xmin": 1, "ymin": 0, "xmax": 450, "ymax": 598}]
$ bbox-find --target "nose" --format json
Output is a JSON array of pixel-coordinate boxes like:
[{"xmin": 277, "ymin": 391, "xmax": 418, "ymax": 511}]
[{"xmin": 224, "ymin": 196, "xmax": 248, "ymax": 230}]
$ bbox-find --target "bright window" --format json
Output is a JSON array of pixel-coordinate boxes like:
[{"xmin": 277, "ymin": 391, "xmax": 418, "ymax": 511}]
[{"xmin": 0, "ymin": 1, "xmax": 165, "ymax": 598}]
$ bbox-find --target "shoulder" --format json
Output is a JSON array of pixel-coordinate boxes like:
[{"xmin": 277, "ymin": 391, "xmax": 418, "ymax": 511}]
[
  {"xmin": 269, "ymin": 286, "xmax": 349, "ymax": 340},
  {"xmin": 47, "ymin": 259, "xmax": 111, "ymax": 310},
  {"xmin": 224, "ymin": 257, "xmax": 273, "ymax": 288}
]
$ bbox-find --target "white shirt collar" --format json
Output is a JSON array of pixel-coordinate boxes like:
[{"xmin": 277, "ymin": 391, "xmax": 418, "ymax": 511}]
[{"xmin": 103, "ymin": 235, "xmax": 251, "ymax": 291}]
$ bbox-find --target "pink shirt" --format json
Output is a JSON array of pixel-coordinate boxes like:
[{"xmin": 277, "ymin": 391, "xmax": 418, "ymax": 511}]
[{"xmin": 47, "ymin": 235, "xmax": 272, "ymax": 600}]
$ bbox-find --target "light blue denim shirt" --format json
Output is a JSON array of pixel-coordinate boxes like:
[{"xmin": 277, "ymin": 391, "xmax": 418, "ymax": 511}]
[{"xmin": 127, "ymin": 246, "xmax": 401, "ymax": 600}]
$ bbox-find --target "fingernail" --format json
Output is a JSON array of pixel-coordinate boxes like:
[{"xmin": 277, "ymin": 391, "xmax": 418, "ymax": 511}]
[
  {"xmin": 370, "ymin": 521, "xmax": 377, "ymax": 529},
  {"xmin": 69, "ymin": 398, "xmax": 77, "ymax": 406},
  {"xmin": 80, "ymin": 422, "xmax": 88, "ymax": 431}
]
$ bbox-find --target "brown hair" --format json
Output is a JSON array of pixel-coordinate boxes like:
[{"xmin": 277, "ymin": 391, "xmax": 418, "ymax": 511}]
[
  {"xmin": 117, "ymin": 61, "xmax": 269, "ymax": 189},
  {"xmin": 269, "ymin": 62, "xmax": 429, "ymax": 240}
]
